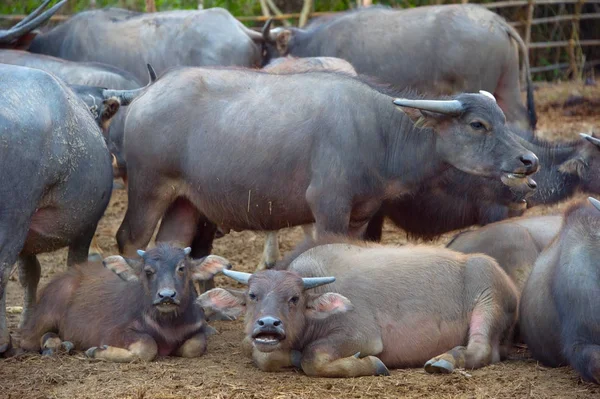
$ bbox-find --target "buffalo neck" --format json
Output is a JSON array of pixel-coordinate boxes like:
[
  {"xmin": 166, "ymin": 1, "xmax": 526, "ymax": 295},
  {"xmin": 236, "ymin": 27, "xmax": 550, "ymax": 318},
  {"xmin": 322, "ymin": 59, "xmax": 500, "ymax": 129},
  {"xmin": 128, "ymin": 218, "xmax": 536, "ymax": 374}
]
[
  {"xmin": 524, "ymin": 138, "xmax": 582, "ymax": 207},
  {"xmin": 381, "ymin": 105, "xmax": 444, "ymax": 193}
]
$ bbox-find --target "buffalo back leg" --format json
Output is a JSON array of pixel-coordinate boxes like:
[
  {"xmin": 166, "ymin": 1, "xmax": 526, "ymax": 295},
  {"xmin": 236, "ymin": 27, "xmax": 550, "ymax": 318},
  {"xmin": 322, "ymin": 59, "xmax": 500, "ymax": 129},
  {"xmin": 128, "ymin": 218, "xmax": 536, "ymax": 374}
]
[
  {"xmin": 256, "ymin": 231, "xmax": 280, "ymax": 271},
  {"xmin": 301, "ymin": 346, "xmax": 389, "ymax": 378},
  {"xmin": 40, "ymin": 332, "xmax": 74, "ymax": 356},
  {"xmin": 190, "ymin": 218, "xmax": 217, "ymax": 293},
  {"xmin": 68, "ymin": 220, "xmax": 102, "ymax": 266},
  {"xmin": 116, "ymin": 178, "xmax": 177, "ymax": 257},
  {"xmin": 363, "ymin": 208, "xmax": 384, "ymax": 242},
  {"xmin": 17, "ymin": 254, "xmax": 41, "ymax": 330},
  {"xmin": 156, "ymin": 198, "xmax": 201, "ymax": 247},
  {"xmin": 564, "ymin": 343, "xmax": 600, "ymax": 383},
  {"xmin": 86, "ymin": 334, "xmax": 158, "ymax": 363}
]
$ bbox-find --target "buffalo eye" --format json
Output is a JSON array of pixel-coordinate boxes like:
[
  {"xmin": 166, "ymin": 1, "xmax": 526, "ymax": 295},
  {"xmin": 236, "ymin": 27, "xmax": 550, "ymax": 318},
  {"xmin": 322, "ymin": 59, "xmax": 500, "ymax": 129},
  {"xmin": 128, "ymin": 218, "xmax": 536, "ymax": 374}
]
[
  {"xmin": 470, "ymin": 121, "xmax": 486, "ymax": 131},
  {"xmin": 144, "ymin": 268, "xmax": 155, "ymax": 277},
  {"xmin": 177, "ymin": 265, "xmax": 185, "ymax": 275},
  {"xmin": 248, "ymin": 292, "xmax": 257, "ymax": 301},
  {"xmin": 289, "ymin": 296, "xmax": 299, "ymax": 305}
]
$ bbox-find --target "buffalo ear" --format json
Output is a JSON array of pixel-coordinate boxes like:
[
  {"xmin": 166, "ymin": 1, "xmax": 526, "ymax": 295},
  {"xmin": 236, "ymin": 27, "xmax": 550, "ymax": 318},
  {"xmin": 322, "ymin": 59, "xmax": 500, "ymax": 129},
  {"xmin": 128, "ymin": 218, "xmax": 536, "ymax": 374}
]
[
  {"xmin": 102, "ymin": 255, "xmax": 140, "ymax": 282},
  {"xmin": 190, "ymin": 255, "xmax": 232, "ymax": 281},
  {"xmin": 305, "ymin": 292, "xmax": 353, "ymax": 320},
  {"xmin": 100, "ymin": 98, "xmax": 120, "ymax": 132},
  {"xmin": 276, "ymin": 30, "xmax": 292, "ymax": 55},
  {"xmin": 395, "ymin": 107, "xmax": 447, "ymax": 129},
  {"xmin": 558, "ymin": 157, "xmax": 586, "ymax": 177},
  {"xmin": 197, "ymin": 288, "xmax": 246, "ymax": 321},
  {"xmin": 11, "ymin": 31, "xmax": 38, "ymax": 50}
]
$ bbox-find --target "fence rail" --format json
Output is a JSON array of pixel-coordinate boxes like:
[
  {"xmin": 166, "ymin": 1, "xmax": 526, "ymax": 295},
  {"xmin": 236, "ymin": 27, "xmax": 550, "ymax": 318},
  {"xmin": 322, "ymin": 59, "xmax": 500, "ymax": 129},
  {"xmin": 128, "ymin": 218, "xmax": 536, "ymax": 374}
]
[{"xmin": 1, "ymin": 0, "xmax": 599, "ymax": 78}]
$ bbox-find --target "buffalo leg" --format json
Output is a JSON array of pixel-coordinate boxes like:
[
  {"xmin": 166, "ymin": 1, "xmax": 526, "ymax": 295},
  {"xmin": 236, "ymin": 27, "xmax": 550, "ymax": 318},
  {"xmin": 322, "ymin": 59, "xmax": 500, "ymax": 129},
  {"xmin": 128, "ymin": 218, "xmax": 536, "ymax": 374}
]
[
  {"xmin": 175, "ymin": 333, "xmax": 207, "ymax": 358},
  {"xmin": 363, "ymin": 208, "xmax": 384, "ymax": 242},
  {"xmin": 68, "ymin": 224, "xmax": 99, "ymax": 266},
  {"xmin": 252, "ymin": 347, "xmax": 302, "ymax": 372},
  {"xmin": 190, "ymin": 219, "xmax": 217, "ymax": 293},
  {"xmin": 86, "ymin": 334, "xmax": 158, "ymax": 363},
  {"xmin": 306, "ymin": 185, "xmax": 351, "ymax": 237},
  {"xmin": 256, "ymin": 231, "xmax": 280, "ymax": 271},
  {"xmin": 301, "ymin": 348, "xmax": 389, "ymax": 378},
  {"xmin": 17, "ymin": 254, "xmax": 40, "ymax": 329},
  {"xmin": 156, "ymin": 198, "xmax": 201, "ymax": 247},
  {"xmin": 565, "ymin": 343, "xmax": 600, "ymax": 383},
  {"xmin": 87, "ymin": 236, "xmax": 103, "ymax": 262},
  {"xmin": 0, "ymin": 266, "xmax": 11, "ymax": 354}
]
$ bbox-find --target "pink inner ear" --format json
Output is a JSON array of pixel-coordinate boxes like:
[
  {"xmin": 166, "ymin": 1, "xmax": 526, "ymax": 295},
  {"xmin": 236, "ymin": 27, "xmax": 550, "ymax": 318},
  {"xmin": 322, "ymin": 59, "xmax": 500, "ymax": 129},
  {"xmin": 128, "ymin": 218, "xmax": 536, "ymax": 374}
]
[
  {"xmin": 103, "ymin": 256, "xmax": 130, "ymax": 275},
  {"xmin": 314, "ymin": 293, "xmax": 350, "ymax": 313},
  {"xmin": 208, "ymin": 289, "xmax": 243, "ymax": 309}
]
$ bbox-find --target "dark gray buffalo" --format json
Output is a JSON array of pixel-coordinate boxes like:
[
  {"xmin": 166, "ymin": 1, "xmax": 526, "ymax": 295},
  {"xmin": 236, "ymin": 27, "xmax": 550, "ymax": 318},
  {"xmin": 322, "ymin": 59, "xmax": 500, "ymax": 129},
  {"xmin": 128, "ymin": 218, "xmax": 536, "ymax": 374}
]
[
  {"xmin": 520, "ymin": 198, "xmax": 600, "ymax": 384},
  {"xmin": 20, "ymin": 245, "xmax": 230, "ymax": 362},
  {"xmin": 198, "ymin": 238, "xmax": 518, "ymax": 377},
  {"xmin": 28, "ymin": 7, "xmax": 267, "ymax": 84},
  {"xmin": 262, "ymin": 5, "xmax": 537, "ymax": 129},
  {"xmin": 117, "ymin": 68, "xmax": 539, "ymax": 261},
  {"xmin": 0, "ymin": 63, "xmax": 146, "ymax": 355}
]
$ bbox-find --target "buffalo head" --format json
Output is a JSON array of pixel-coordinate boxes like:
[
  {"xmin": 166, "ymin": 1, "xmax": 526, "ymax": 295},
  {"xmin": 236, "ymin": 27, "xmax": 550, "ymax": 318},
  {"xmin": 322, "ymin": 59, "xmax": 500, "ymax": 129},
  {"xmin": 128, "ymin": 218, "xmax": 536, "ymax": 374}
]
[
  {"xmin": 0, "ymin": 0, "xmax": 66, "ymax": 49},
  {"xmin": 198, "ymin": 269, "xmax": 352, "ymax": 353},
  {"xmin": 393, "ymin": 91, "xmax": 540, "ymax": 187},
  {"xmin": 103, "ymin": 244, "xmax": 231, "ymax": 315},
  {"xmin": 558, "ymin": 133, "xmax": 600, "ymax": 195}
]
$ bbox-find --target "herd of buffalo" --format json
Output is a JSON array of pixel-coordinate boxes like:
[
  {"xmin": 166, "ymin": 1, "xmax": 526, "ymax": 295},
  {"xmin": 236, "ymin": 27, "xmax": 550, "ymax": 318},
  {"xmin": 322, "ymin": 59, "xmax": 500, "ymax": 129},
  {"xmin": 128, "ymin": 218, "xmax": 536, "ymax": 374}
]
[{"xmin": 1, "ymin": 0, "xmax": 600, "ymax": 384}]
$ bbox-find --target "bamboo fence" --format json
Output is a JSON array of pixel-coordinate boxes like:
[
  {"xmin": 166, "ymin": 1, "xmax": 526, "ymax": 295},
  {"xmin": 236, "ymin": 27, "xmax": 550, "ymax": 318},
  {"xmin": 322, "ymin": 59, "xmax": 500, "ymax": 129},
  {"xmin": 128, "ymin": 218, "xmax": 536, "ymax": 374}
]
[{"xmin": 2, "ymin": 0, "xmax": 599, "ymax": 78}]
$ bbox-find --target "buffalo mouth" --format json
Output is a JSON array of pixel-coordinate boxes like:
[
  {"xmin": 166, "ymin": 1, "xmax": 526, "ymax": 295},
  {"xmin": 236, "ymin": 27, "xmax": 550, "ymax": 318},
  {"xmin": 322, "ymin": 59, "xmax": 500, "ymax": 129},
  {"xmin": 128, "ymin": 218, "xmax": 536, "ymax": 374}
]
[
  {"xmin": 153, "ymin": 298, "xmax": 181, "ymax": 313},
  {"xmin": 251, "ymin": 330, "xmax": 286, "ymax": 348},
  {"xmin": 500, "ymin": 172, "xmax": 537, "ymax": 189}
]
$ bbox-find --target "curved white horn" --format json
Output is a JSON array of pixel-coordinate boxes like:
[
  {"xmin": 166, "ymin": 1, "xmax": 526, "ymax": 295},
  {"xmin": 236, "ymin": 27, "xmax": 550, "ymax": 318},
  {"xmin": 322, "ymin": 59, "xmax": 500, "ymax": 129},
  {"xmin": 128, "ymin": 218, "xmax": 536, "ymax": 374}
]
[
  {"xmin": 302, "ymin": 276, "xmax": 336, "ymax": 290},
  {"xmin": 222, "ymin": 269, "xmax": 251, "ymax": 285},
  {"xmin": 393, "ymin": 98, "xmax": 464, "ymax": 116},
  {"xmin": 589, "ymin": 197, "xmax": 600, "ymax": 212},
  {"xmin": 137, "ymin": 250, "xmax": 145, "ymax": 257},
  {"xmin": 479, "ymin": 90, "xmax": 497, "ymax": 102}
]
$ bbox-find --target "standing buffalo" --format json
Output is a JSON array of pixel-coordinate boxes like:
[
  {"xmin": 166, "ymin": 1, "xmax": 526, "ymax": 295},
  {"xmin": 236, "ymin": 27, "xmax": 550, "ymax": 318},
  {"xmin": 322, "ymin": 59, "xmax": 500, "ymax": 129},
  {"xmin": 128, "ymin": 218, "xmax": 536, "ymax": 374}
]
[
  {"xmin": 520, "ymin": 198, "xmax": 600, "ymax": 384},
  {"xmin": 28, "ymin": 7, "xmax": 266, "ymax": 84},
  {"xmin": 262, "ymin": 5, "xmax": 537, "ymax": 129},
  {"xmin": 117, "ymin": 68, "xmax": 538, "ymax": 263},
  {"xmin": 0, "ymin": 63, "xmax": 146, "ymax": 355},
  {"xmin": 198, "ymin": 238, "xmax": 518, "ymax": 377},
  {"xmin": 20, "ymin": 245, "xmax": 230, "ymax": 362}
]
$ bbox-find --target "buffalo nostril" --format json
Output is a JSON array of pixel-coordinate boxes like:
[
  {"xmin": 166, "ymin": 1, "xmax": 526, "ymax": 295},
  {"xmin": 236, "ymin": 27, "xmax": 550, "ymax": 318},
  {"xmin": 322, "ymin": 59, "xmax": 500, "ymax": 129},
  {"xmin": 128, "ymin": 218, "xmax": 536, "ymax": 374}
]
[
  {"xmin": 519, "ymin": 153, "xmax": 539, "ymax": 170},
  {"xmin": 273, "ymin": 320, "xmax": 281, "ymax": 327},
  {"xmin": 257, "ymin": 320, "xmax": 264, "ymax": 326},
  {"xmin": 257, "ymin": 316, "xmax": 282, "ymax": 328},
  {"xmin": 158, "ymin": 289, "xmax": 176, "ymax": 299}
]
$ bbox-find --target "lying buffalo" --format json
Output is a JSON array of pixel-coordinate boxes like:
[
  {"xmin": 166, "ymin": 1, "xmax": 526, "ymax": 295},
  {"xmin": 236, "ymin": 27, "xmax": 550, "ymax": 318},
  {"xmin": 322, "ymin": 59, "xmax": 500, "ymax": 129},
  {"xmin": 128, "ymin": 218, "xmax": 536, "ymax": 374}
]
[
  {"xmin": 0, "ymin": 63, "xmax": 145, "ymax": 355},
  {"xmin": 20, "ymin": 244, "xmax": 230, "ymax": 362},
  {"xmin": 263, "ymin": 56, "xmax": 357, "ymax": 75},
  {"xmin": 262, "ymin": 5, "xmax": 536, "ymax": 129},
  {"xmin": 198, "ymin": 237, "xmax": 518, "ymax": 377},
  {"xmin": 520, "ymin": 198, "xmax": 600, "ymax": 383},
  {"xmin": 0, "ymin": 0, "xmax": 65, "ymax": 50},
  {"xmin": 28, "ymin": 7, "xmax": 267, "ymax": 84},
  {"xmin": 447, "ymin": 214, "xmax": 562, "ymax": 292},
  {"xmin": 117, "ymin": 68, "xmax": 538, "ymax": 263}
]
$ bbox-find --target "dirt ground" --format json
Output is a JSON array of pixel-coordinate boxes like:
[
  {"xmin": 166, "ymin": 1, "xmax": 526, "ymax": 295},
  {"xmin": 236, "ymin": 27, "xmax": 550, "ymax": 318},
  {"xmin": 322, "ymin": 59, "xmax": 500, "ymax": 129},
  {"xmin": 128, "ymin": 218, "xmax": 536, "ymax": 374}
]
[{"xmin": 1, "ymin": 81, "xmax": 600, "ymax": 399}]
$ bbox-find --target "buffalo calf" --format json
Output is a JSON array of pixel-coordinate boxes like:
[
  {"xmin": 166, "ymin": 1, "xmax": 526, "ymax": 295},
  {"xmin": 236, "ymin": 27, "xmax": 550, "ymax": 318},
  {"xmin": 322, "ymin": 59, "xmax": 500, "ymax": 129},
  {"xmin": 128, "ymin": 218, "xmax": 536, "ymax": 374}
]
[
  {"xmin": 199, "ymin": 239, "xmax": 518, "ymax": 377},
  {"xmin": 520, "ymin": 198, "xmax": 600, "ymax": 383},
  {"xmin": 20, "ymin": 244, "xmax": 230, "ymax": 362}
]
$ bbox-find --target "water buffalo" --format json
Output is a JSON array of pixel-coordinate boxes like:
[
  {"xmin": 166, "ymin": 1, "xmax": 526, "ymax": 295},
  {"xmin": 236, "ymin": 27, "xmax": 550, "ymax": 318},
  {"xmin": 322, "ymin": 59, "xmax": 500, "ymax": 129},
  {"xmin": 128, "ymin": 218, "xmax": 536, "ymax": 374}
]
[
  {"xmin": 519, "ymin": 198, "xmax": 600, "ymax": 383},
  {"xmin": 198, "ymin": 238, "xmax": 518, "ymax": 377},
  {"xmin": 0, "ymin": 63, "xmax": 146, "ymax": 355},
  {"xmin": 262, "ymin": 5, "xmax": 536, "ymax": 129},
  {"xmin": 28, "ymin": 7, "xmax": 266, "ymax": 84},
  {"xmin": 263, "ymin": 56, "xmax": 357, "ymax": 75},
  {"xmin": 0, "ymin": 0, "xmax": 65, "ymax": 50},
  {"xmin": 19, "ymin": 244, "xmax": 230, "ymax": 362},
  {"xmin": 446, "ymin": 214, "xmax": 562, "ymax": 293},
  {"xmin": 117, "ymin": 68, "xmax": 538, "ymax": 265}
]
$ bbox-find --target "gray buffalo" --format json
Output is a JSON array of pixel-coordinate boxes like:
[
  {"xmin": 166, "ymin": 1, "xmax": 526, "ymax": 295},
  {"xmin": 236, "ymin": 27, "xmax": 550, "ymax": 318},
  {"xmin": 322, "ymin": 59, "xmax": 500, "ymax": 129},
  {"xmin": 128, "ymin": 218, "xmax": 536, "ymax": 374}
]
[
  {"xmin": 263, "ymin": 56, "xmax": 357, "ymax": 75},
  {"xmin": 28, "ymin": 7, "xmax": 266, "ymax": 84},
  {"xmin": 520, "ymin": 198, "xmax": 600, "ymax": 384},
  {"xmin": 20, "ymin": 245, "xmax": 230, "ymax": 362},
  {"xmin": 0, "ymin": 63, "xmax": 147, "ymax": 355},
  {"xmin": 262, "ymin": 5, "xmax": 537, "ymax": 129},
  {"xmin": 198, "ymin": 237, "xmax": 518, "ymax": 377},
  {"xmin": 117, "ymin": 68, "xmax": 538, "ymax": 265}
]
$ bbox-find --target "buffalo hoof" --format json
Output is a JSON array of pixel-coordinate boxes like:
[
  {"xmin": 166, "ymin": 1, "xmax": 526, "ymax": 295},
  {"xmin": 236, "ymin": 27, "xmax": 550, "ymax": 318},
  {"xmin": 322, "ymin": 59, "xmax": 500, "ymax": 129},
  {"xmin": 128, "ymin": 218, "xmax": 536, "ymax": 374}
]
[
  {"xmin": 62, "ymin": 341, "xmax": 75, "ymax": 354},
  {"xmin": 371, "ymin": 356, "xmax": 390, "ymax": 376},
  {"xmin": 88, "ymin": 253, "xmax": 103, "ymax": 262},
  {"xmin": 424, "ymin": 358, "xmax": 455, "ymax": 374},
  {"xmin": 41, "ymin": 348, "xmax": 55, "ymax": 357},
  {"xmin": 0, "ymin": 335, "xmax": 12, "ymax": 356},
  {"xmin": 85, "ymin": 345, "xmax": 108, "ymax": 358}
]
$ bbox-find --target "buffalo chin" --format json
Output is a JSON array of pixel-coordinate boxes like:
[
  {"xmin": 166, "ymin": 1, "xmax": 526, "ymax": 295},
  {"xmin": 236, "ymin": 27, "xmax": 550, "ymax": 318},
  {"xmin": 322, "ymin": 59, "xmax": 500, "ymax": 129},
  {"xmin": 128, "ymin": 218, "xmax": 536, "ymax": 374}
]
[{"xmin": 155, "ymin": 303, "xmax": 179, "ymax": 313}]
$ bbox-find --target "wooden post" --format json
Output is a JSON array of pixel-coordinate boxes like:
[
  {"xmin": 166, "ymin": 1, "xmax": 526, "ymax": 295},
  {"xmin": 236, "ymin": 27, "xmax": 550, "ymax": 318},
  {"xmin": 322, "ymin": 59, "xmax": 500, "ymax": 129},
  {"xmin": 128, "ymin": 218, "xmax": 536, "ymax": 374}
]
[
  {"xmin": 259, "ymin": 0, "xmax": 271, "ymax": 17},
  {"xmin": 522, "ymin": 0, "xmax": 535, "ymax": 85},
  {"xmin": 90, "ymin": 0, "xmax": 96, "ymax": 9},
  {"xmin": 145, "ymin": 0, "xmax": 156, "ymax": 13},
  {"xmin": 363, "ymin": 0, "xmax": 373, "ymax": 6},
  {"xmin": 569, "ymin": 0, "xmax": 585, "ymax": 80},
  {"xmin": 299, "ymin": 0, "xmax": 313, "ymax": 28},
  {"xmin": 265, "ymin": 0, "xmax": 291, "ymax": 27},
  {"xmin": 461, "ymin": 0, "xmax": 469, "ymax": 4}
]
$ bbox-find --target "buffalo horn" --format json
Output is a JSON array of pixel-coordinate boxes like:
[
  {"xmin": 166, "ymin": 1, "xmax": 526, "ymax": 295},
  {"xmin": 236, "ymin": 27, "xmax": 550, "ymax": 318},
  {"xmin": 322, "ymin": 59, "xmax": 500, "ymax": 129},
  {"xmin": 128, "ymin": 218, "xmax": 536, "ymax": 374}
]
[
  {"xmin": 183, "ymin": 247, "xmax": 192, "ymax": 256},
  {"xmin": 392, "ymin": 98, "xmax": 463, "ymax": 116},
  {"xmin": 222, "ymin": 269, "xmax": 251, "ymax": 285},
  {"xmin": 479, "ymin": 90, "xmax": 497, "ymax": 102},
  {"xmin": 262, "ymin": 18, "xmax": 274, "ymax": 42},
  {"xmin": 0, "ymin": 0, "xmax": 66, "ymax": 44},
  {"xmin": 102, "ymin": 64, "xmax": 156, "ymax": 106},
  {"xmin": 580, "ymin": 133, "xmax": 600, "ymax": 149},
  {"xmin": 137, "ymin": 250, "xmax": 146, "ymax": 257},
  {"xmin": 302, "ymin": 276, "xmax": 335, "ymax": 290},
  {"xmin": 589, "ymin": 197, "xmax": 600, "ymax": 212}
]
